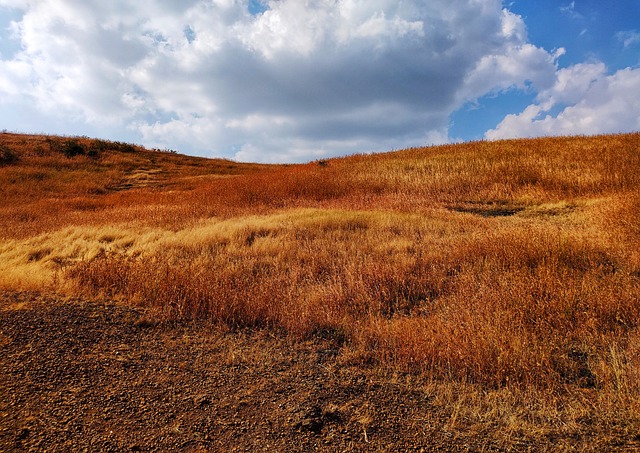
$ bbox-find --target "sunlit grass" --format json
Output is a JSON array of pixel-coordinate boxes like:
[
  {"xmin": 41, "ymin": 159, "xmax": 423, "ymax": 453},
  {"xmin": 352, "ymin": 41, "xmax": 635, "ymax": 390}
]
[{"xmin": 2, "ymin": 132, "xmax": 640, "ymax": 438}]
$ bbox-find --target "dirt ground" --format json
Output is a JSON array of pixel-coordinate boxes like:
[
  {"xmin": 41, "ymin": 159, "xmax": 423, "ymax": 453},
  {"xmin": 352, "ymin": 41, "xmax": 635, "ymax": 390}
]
[{"xmin": 0, "ymin": 291, "xmax": 634, "ymax": 452}]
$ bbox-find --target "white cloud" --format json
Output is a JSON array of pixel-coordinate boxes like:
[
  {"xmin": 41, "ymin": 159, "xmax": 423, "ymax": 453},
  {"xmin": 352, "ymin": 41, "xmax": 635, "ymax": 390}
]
[
  {"xmin": 486, "ymin": 65, "xmax": 640, "ymax": 139},
  {"xmin": 616, "ymin": 30, "xmax": 640, "ymax": 48},
  {"xmin": 0, "ymin": 0, "xmax": 572, "ymax": 162},
  {"xmin": 560, "ymin": 1, "xmax": 583, "ymax": 20},
  {"xmin": 460, "ymin": 43, "xmax": 562, "ymax": 102},
  {"xmin": 457, "ymin": 8, "xmax": 566, "ymax": 103},
  {"xmin": 538, "ymin": 63, "xmax": 606, "ymax": 107},
  {"xmin": 0, "ymin": 59, "xmax": 30, "ymax": 96}
]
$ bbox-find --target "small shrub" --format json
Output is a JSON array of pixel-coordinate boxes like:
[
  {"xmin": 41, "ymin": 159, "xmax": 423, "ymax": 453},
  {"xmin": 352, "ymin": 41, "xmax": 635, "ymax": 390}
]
[
  {"xmin": 87, "ymin": 140, "xmax": 109, "ymax": 158},
  {"xmin": 0, "ymin": 144, "xmax": 18, "ymax": 165},
  {"xmin": 61, "ymin": 139, "xmax": 86, "ymax": 158},
  {"xmin": 113, "ymin": 141, "xmax": 136, "ymax": 153}
]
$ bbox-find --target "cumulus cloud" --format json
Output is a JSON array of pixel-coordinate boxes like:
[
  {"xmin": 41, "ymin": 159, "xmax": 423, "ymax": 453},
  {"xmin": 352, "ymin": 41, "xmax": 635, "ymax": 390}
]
[
  {"xmin": 0, "ymin": 0, "xmax": 566, "ymax": 161},
  {"xmin": 485, "ymin": 64, "xmax": 640, "ymax": 139}
]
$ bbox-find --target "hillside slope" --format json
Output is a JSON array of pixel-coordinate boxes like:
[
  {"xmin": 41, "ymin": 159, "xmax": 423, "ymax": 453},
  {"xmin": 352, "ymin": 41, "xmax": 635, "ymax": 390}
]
[
  {"xmin": 2, "ymin": 132, "xmax": 640, "ymax": 450},
  {"xmin": 0, "ymin": 132, "xmax": 273, "ymax": 238}
]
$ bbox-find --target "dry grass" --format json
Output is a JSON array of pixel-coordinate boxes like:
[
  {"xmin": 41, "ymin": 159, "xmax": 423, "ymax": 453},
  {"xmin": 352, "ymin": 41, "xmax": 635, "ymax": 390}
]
[{"xmin": 2, "ymin": 131, "xmax": 640, "ymax": 444}]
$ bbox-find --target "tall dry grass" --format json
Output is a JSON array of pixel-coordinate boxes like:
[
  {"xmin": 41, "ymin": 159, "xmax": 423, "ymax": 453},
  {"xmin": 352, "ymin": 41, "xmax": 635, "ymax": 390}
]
[
  {"xmin": 2, "ymin": 132, "xmax": 640, "ymax": 397},
  {"xmin": 64, "ymin": 205, "xmax": 640, "ymax": 392}
]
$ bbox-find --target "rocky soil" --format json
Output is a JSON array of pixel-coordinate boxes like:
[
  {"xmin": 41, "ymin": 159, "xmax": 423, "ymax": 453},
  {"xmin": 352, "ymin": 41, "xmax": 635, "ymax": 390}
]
[{"xmin": 1, "ymin": 291, "xmax": 634, "ymax": 452}]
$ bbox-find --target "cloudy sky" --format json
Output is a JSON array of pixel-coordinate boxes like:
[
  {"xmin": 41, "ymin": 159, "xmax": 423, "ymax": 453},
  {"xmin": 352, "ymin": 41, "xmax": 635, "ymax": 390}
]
[{"xmin": 0, "ymin": 0, "xmax": 638, "ymax": 162}]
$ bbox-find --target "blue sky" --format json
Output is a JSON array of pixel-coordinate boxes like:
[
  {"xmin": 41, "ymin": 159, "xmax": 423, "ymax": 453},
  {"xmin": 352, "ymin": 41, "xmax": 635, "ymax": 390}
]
[
  {"xmin": 451, "ymin": 0, "xmax": 640, "ymax": 141},
  {"xmin": 0, "ymin": 0, "xmax": 638, "ymax": 163}
]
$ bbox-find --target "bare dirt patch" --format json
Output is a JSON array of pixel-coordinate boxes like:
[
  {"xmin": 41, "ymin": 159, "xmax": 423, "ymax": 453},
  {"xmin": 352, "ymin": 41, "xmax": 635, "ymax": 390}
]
[
  {"xmin": 1, "ymin": 292, "xmax": 638, "ymax": 452},
  {"xmin": 0, "ymin": 292, "xmax": 466, "ymax": 452}
]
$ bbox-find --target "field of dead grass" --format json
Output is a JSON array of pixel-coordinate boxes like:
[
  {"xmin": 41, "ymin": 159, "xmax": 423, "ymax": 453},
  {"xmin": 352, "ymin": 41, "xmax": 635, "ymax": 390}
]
[{"xmin": 2, "ymin": 131, "xmax": 640, "ymax": 445}]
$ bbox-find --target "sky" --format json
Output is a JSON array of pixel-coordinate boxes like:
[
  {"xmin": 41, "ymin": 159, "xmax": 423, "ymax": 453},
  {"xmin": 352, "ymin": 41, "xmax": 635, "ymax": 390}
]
[{"xmin": 0, "ymin": 0, "xmax": 638, "ymax": 163}]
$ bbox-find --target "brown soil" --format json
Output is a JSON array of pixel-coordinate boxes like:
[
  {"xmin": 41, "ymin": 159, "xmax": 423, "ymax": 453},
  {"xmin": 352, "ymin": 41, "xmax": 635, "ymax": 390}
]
[{"xmin": 0, "ymin": 291, "xmax": 631, "ymax": 452}]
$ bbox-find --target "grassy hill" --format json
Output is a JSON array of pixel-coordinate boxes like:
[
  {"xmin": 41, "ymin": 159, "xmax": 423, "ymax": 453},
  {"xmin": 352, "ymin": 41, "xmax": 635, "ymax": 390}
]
[{"xmin": 2, "ymin": 131, "xmax": 640, "ymax": 447}]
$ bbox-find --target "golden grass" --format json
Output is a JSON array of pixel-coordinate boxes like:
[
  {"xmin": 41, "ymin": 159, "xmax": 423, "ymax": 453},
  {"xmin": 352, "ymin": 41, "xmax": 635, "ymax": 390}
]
[{"xmin": 2, "ymin": 131, "xmax": 640, "ymax": 439}]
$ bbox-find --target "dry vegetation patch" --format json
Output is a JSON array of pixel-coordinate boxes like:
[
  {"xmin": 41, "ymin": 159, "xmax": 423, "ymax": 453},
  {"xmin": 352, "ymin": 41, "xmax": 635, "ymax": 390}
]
[{"xmin": 2, "ymin": 132, "xmax": 640, "ymax": 448}]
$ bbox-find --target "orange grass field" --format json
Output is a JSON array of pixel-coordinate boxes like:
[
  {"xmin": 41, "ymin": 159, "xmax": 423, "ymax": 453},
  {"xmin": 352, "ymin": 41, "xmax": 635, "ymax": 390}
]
[{"xmin": 2, "ymin": 131, "xmax": 640, "ymax": 439}]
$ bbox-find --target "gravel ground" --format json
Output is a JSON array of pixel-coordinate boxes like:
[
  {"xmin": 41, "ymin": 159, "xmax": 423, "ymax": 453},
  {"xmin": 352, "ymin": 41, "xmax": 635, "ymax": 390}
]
[
  {"xmin": 5, "ymin": 291, "xmax": 635, "ymax": 452},
  {"xmin": 1, "ymin": 291, "xmax": 496, "ymax": 452}
]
